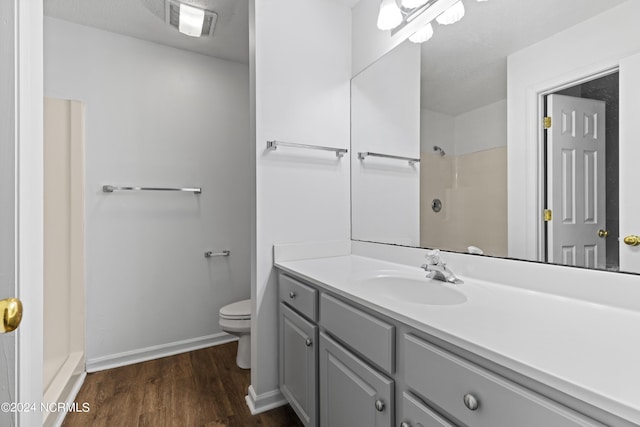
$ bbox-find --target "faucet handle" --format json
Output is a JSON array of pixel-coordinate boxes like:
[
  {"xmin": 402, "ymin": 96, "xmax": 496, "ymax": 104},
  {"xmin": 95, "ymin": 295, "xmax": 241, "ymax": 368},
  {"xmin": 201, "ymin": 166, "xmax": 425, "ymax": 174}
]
[{"xmin": 424, "ymin": 249, "xmax": 441, "ymax": 265}]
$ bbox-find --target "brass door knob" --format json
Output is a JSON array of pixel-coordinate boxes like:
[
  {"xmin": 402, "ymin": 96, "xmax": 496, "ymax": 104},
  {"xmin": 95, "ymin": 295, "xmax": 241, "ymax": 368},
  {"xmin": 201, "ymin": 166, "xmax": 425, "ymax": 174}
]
[
  {"xmin": 598, "ymin": 229, "xmax": 609, "ymax": 238},
  {"xmin": 0, "ymin": 297, "xmax": 23, "ymax": 333},
  {"xmin": 624, "ymin": 235, "xmax": 640, "ymax": 246}
]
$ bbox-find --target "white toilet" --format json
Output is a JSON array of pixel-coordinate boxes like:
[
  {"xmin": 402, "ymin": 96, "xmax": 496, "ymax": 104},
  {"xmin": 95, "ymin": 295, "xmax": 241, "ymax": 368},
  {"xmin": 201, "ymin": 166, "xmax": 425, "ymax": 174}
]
[{"xmin": 219, "ymin": 299, "xmax": 251, "ymax": 369}]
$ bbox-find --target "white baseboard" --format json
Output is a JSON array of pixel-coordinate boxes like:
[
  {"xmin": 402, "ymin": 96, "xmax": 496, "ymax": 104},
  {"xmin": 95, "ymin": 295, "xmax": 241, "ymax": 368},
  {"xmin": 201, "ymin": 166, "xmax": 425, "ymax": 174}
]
[
  {"xmin": 245, "ymin": 385, "xmax": 287, "ymax": 415},
  {"xmin": 86, "ymin": 332, "xmax": 237, "ymax": 373}
]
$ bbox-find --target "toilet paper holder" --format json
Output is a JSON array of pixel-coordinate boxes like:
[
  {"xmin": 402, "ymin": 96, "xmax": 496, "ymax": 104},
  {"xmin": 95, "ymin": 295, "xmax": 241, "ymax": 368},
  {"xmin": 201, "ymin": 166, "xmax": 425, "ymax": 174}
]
[{"xmin": 204, "ymin": 250, "xmax": 230, "ymax": 258}]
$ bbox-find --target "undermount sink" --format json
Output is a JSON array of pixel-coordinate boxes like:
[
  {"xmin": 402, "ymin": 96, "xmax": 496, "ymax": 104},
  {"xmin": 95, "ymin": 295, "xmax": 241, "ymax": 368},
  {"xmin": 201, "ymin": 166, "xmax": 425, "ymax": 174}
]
[{"xmin": 353, "ymin": 272, "xmax": 467, "ymax": 306}]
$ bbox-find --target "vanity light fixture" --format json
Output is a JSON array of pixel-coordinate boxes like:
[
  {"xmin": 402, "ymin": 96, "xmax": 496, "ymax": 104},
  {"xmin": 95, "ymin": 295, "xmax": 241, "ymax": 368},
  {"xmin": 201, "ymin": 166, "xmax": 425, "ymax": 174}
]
[
  {"xmin": 377, "ymin": 0, "xmax": 403, "ymax": 30},
  {"xmin": 378, "ymin": 0, "xmax": 467, "ymax": 43},
  {"xmin": 166, "ymin": 1, "xmax": 218, "ymax": 38},
  {"xmin": 436, "ymin": 0, "xmax": 465, "ymax": 25},
  {"xmin": 409, "ymin": 22, "xmax": 434, "ymax": 43}
]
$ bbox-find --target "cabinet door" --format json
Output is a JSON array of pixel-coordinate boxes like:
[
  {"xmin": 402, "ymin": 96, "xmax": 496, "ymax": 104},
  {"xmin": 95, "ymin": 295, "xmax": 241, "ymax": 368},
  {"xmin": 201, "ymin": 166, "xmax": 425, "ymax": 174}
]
[
  {"xmin": 280, "ymin": 303, "xmax": 317, "ymax": 427},
  {"xmin": 319, "ymin": 332, "xmax": 393, "ymax": 427},
  {"xmin": 401, "ymin": 391, "xmax": 454, "ymax": 427}
]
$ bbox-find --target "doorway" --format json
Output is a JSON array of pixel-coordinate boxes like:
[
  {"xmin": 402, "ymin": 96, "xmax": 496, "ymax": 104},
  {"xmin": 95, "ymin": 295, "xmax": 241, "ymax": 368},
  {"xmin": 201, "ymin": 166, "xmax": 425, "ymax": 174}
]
[
  {"xmin": 43, "ymin": 97, "xmax": 86, "ymax": 427},
  {"xmin": 544, "ymin": 72, "xmax": 619, "ymax": 271}
]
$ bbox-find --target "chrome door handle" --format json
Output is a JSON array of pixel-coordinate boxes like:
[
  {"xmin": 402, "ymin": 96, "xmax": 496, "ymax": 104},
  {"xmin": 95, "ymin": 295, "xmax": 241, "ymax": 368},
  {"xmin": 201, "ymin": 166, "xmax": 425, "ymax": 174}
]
[
  {"xmin": 375, "ymin": 399, "xmax": 385, "ymax": 412},
  {"xmin": 1, "ymin": 297, "xmax": 23, "ymax": 333}
]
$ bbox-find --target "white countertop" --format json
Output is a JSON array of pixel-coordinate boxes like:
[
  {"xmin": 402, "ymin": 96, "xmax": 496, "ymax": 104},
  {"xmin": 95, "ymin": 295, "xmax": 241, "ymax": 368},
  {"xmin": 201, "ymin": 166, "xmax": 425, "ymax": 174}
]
[{"xmin": 275, "ymin": 254, "xmax": 640, "ymax": 425}]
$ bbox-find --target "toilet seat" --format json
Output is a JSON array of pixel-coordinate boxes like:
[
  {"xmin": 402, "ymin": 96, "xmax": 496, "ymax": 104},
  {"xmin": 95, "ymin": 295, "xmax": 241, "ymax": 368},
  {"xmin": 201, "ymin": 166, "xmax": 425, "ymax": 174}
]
[{"xmin": 219, "ymin": 299, "xmax": 251, "ymax": 320}]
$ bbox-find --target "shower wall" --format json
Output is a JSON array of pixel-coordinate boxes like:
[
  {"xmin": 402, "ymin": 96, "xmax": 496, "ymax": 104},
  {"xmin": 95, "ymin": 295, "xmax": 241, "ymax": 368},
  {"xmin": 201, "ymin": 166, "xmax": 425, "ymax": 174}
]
[
  {"xmin": 44, "ymin": 17, "xmax": 251, "ymax": 370},
  {"xmin": 43, "ymin": 97, "xmax": 85, "ymax": 427},
  {"xmin": 420, "ymin": 100, "xmax": 508, "ymax": 256}
]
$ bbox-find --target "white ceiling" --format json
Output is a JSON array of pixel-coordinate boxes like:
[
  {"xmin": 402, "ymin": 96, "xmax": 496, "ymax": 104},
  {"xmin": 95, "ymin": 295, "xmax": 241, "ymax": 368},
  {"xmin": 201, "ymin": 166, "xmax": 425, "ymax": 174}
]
[
  {"xmin": 44, "ymin": 0, "xmax": 361, "ymax": 65},
  {"xmin": 44, "ymin": 0, "xmax": 624, "ymax": 115},
  {"xmin": 420, "ymin": 0, "xmax": 627, "ymax": 115},
  {"xmin": 44, "ymin": 0, "xmax": 250, "ymax": 64}
]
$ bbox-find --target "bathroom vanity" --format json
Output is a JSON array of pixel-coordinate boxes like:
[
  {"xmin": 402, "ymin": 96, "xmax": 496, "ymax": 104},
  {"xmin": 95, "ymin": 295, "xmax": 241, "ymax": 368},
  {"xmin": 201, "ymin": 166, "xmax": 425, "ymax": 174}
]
[{"xmin": 275, "ymin": 248, "xmax": 640, "ymax": 427}]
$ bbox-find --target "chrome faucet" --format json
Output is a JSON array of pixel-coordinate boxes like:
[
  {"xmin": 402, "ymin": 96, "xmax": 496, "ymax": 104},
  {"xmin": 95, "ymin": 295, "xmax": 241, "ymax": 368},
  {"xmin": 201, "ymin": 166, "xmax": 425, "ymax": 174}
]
[{"xmin": 421, "ymin": 249, "xmax": 463, "ymax": 284}]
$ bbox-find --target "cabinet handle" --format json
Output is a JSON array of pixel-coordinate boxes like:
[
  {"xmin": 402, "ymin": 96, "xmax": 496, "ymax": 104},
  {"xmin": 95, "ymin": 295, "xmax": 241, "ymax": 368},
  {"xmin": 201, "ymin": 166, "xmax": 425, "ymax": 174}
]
[
  {"xmin": 305, "ymin": 338, "xmax": 313, "ymax": 347},
  {"xmin": 289, "ymin": 291, "xmax": 296, "ymax": 299},
  {"xmin": 375, "ymin": 399, "xmax": 385, "ymax": 412},
  {"xmin": 463, "ymin": 393, "xmax": 479, "ymax": 411}
]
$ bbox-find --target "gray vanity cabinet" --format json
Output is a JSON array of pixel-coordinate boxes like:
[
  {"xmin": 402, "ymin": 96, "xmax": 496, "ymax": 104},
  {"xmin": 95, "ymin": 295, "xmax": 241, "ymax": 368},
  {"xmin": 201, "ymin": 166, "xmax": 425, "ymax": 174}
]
[
  {"xmin": 319, "ymin": 332, "xmax": 394, "ymax": 427},
  {"xmin": 277, "ymin": 271, "xmax": 611, "ymax": 427}
]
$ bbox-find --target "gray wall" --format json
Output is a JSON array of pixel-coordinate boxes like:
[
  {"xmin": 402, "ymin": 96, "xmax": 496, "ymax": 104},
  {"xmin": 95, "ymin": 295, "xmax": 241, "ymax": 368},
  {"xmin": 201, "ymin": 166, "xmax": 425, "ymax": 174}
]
[{"xmin": 44, "ymin": 17, "xmax": 251, "ymax": 368}]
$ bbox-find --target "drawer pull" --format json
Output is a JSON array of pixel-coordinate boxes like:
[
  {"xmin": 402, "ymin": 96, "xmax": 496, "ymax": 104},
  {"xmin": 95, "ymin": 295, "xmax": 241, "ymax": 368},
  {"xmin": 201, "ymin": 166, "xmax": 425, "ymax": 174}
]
[
  {"xmin": 289, "ymin": 291, "xmax": 296, "ymax": 299},
  {"xmin": 305, "ymin": 338, "xmax": 313, "ymax": 347},
  {"xmin": 375, "ymin": 399, "xmax": 385, "ymax": 412},
  {"xmin": 463, "ymin": 393, "xmax": 479, "ymax": 411}
]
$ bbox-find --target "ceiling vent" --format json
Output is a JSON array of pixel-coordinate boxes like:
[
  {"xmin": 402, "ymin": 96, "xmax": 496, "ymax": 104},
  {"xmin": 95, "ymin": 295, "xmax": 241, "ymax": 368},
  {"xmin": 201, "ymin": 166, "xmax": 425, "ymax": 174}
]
[{"xmin": 165, "ymin": 1, "xmax": 218, "ymax": 37}]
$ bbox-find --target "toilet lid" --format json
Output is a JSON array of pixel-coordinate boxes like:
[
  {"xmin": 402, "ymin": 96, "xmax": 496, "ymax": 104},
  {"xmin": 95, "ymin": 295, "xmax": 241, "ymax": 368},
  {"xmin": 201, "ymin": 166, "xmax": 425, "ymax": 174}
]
[{"xmin": 220, "ymin": 299, "xmax": 251, "ymax": 320}]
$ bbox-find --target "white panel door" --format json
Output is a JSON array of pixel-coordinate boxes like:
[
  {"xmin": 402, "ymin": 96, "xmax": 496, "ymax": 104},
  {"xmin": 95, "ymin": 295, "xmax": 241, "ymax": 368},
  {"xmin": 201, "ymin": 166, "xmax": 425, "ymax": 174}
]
[
  {"xmin": 1, "ymin": 1, "xmax": 44, "ymax": 426},
  {"xmin": 619, "ymin": 53, "xmax": 640, "ymax": 273},
  {"xmin": 0, "ymin": 1, "xmax": 18, "ymax": 425},
  {"xmin": 546, "ymin": 94, "xmax": 606, "ymax": 268}
]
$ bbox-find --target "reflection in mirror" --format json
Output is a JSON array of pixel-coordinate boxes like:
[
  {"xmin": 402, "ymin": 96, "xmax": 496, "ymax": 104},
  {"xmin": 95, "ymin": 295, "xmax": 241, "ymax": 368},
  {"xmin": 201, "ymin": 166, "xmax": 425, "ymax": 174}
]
[{"xmin": 351, "ymin": 0, "xmax": 640, "ymax": 274}]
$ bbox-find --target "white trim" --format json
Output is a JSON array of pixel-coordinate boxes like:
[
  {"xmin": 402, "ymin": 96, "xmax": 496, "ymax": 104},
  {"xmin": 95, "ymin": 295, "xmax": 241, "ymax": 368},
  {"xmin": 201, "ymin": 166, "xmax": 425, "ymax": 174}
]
[
  {"xmin": 533, "ymin": 66, "xmax": 620, "ymax": 262},
  {"xmin": 86, "ymin": 333, "xmax": 236, "ymax": 373},
  {"xmin": 245, "ymin": 385, "xmax": 287, "ymax": 415},
  {"xmin": 523, "ymin": 60, "xmax": 621, "ymax": 261},
  {"xmin": 46, "ymin": 370, "xmax": 86, "ymax": 427},
  {"xmin": 15, "ymin": 0, "xmax": 44, "ymax": 425}
]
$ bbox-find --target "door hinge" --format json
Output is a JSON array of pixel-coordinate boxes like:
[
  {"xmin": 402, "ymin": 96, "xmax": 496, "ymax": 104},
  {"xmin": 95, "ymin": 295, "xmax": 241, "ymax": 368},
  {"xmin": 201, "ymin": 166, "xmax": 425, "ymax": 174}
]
[
  {"xmin": 544, "ymin": 209, "xmax": 552, "ymax": 222},
  {"xmin": 543, "ymin": 116, "xmax": 552, "ymax": 129}
]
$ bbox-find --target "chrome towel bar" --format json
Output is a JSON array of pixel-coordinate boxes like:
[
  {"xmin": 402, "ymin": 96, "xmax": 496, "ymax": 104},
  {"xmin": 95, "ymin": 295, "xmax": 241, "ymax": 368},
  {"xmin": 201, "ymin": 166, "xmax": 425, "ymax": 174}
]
[
  {"xmin": 266, "ymin": 140, "xmax": 348, "ymax": 158},
  {"xmin": 205, "ymin": 250, "xmax": 230, "ymax": 258},
  {"xmin": 103, "ymin": 185, "xmax": 202, "ymax": 194},
  {"xmin": 357, "ymin": 151, "xmax": 420, "ymax": 166}
]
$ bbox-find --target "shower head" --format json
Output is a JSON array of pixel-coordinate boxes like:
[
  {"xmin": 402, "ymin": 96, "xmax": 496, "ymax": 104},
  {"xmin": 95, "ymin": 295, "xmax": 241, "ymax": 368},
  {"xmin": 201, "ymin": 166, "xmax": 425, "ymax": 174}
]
[{"xmin": 433, "ymin": 146, "xmax": 446, "ymax": 156}]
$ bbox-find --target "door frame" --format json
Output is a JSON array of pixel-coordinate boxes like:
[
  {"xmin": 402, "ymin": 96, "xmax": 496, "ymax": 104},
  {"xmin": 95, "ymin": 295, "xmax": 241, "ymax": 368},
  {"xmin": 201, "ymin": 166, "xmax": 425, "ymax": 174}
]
[
  {"xmin": 3, "ymin": 1, "xmax": 44, "ymax": 425},
  {"xmin": 526, "ymin": 64, "xmax": 619, "ymax": 262}
]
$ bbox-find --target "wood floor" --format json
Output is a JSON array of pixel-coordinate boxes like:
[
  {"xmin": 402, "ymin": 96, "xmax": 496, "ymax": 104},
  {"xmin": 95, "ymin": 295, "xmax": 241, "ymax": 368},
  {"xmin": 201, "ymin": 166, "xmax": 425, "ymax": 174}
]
[{"xmin": 62, "ymin": 342, "xmax": 303, "ymax": 427}]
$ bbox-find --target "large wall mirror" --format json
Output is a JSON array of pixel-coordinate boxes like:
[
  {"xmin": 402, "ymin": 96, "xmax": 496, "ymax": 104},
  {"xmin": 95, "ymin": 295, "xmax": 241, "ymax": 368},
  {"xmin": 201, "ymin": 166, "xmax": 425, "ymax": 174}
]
[{"xmin": 351, "ymin": 0, "xmax": 640, "ymax": 274}]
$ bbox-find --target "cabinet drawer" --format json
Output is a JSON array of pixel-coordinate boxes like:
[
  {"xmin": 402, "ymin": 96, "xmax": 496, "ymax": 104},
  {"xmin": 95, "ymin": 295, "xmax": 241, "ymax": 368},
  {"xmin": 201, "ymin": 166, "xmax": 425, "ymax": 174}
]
[
  {"xmin": 279, "ymin": 273, "xmax": 318, "ymax": 321},
  {"xmin": 404, "ymin": 334, "xmax": 604, "ymax": 427},
  {"xmin": 320, "ymin": 294, "xmax": 394, "ymax": 374},
  {"xmin": 401, "ymin": 392, "xmax": 454, "ymax": 427}
]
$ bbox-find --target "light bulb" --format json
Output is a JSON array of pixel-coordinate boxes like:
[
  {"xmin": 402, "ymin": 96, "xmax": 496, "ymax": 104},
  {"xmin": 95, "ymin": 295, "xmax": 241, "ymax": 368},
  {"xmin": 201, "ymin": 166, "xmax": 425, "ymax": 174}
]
[
  {"xmin": 179, "ymin": 3, "xmax": 205, "ymax": 37},
  {"xmin": 409, "ymin": 22, "xmax": 433, "ymax": 43},
  {"xmin": 401, "ymin": 0, "xmax": 429, "ymax": 8},
  {"xmin": 377, "ymin": 0, "xmax": 403, "ymax": 31},
  {"xmin": 436, "ymin": 0, "xmax": 465, "ymax": 25}
]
